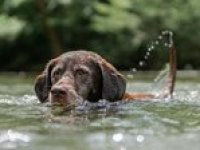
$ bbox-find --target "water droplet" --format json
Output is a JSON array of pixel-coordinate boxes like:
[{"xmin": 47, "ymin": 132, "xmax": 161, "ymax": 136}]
[
  {"xmin": 136, "ymin": 135, "xmax": 144, "ymax": 143},
  {"xmin": 144, "ymin": 55, "xmax": 148, "ymax": 60},
  {"xmin": 158, "ymin": 35, "xmax": 163, "ymax": 40},
  {"xmin": 113, "ymin": 133, "xmax": 123, "ymax": 142},
  {"xmin": 148, "ymin": 47, "xmax": 152, "ymax": 52},
  {"xmin": 139, "ymin": 61, "xmax": 145, "ymax": 67},
  {"xmin": 164, "ymin": 43, "xmax": 169, "ymax": 47},
  {"xmin": 169, "ymin": 31, "xmax": 173, "ymax": 36},
  {"xmin": 151, "ymin": 45, "xmax": 155, "ymax": 50},
  {"xmin": 146, "ymin": 51, "xmax": 150, "ymax": 56},
  {"xmin": 132, "ymin": 68, "xmax": 137, "ymax": 72},
  {"xmin": 162, "ymin": 31, "xmax": 166, "ymax": 35},
  {"xmin": 155, "ymin": 40, "xmax": 159, "ymax": 45}
]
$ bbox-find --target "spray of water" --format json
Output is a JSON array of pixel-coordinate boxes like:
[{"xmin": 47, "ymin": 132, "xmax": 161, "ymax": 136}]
[
  {"xmin": 130, "ymin": 30, "xmax": 174, "ymax": 94},
  {"xmin": 135, "ymin": 30, "xmax": 174, "ymax": 69}
]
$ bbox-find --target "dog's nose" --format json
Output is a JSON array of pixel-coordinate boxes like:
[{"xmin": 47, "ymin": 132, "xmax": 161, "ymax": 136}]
[{"xmin": 51, "ymin": 86, "xmax": 67, "ymax": 97}]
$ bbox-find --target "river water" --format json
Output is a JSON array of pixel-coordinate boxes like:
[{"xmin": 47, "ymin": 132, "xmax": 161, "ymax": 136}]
[{"xmin": 0, "ymin": 73, "xmax": 199, "ymax": 150}]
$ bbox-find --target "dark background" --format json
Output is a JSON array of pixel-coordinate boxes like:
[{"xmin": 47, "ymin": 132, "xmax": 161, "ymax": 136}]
[{"xmin": 0, "ymin": 0, "xmax": 199, "ymax": 71}]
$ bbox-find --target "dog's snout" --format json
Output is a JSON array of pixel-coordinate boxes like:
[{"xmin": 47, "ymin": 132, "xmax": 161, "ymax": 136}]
[{"xmin": 51, "ymin": 86, "xmax": 67, "ymax": 97}]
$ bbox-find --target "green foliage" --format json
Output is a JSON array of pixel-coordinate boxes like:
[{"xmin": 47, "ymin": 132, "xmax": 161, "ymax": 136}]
[
  {"xmin": 92, "ymin": 0, "xmax": 141, "ymax": 33},
  {"xmin": 0, "ymin": 0, "xmax": 200, "ymax": 71},
  {"xmin": 0, "ymin": 14, "xmax": 25, "ymax": 40}
]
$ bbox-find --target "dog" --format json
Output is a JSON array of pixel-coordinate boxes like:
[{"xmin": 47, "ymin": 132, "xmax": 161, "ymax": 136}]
[{"xmin": 34, "ymin": 46, "xmax": 176, "ymax": 107}]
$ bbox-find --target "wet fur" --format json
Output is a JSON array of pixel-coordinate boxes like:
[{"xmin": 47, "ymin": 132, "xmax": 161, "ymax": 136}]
[{"xmin": 35, "ymin": 46, "xmax": 176, "ymax": 105}]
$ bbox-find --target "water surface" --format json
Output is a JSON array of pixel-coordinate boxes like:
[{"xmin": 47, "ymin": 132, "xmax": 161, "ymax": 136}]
[{"xmin": 0, "ymin": 73, "xmax": 199, "ymax": 150}]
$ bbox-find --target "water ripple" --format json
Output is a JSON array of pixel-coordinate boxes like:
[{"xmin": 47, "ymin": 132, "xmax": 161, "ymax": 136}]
[{"xmin": 0, "ymin": 94, "xmax": 38, "ymax": 105}]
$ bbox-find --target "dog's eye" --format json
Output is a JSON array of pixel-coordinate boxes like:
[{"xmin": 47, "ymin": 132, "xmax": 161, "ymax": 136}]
[
  {"xmin": 75, "ymin": 69, "xmax": 88, "ymax": 76},
  {"xmin": 53, "ymin": 69, "xmax": 62, "ymax": 77}
]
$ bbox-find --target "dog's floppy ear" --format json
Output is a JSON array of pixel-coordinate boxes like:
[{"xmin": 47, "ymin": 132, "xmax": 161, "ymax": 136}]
[
  {"xmin": 34, "ymin": 59, "xmax": 57, "ymax": 103},
  {"xmin": 34, "ymin": 72, "xmax": 48, "ymax": 103},
  {"xmin": 99, "ymin": 59, "xmax": 126, "ymax": 101}
]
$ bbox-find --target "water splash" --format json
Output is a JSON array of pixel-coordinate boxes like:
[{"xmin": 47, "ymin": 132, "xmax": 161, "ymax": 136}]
[
  {"xmin": 132, "ymin": 30, "xmax": 174, "ymax": 72},
  {"xmin": 154, "ymin": 64, "xmax": 169, "ymax": 83}
]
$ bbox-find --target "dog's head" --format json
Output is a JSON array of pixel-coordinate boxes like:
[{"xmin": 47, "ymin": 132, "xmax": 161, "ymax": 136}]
[{"xmin": 35, "ymin": 51, "xmax": 126, "ymax": 107}]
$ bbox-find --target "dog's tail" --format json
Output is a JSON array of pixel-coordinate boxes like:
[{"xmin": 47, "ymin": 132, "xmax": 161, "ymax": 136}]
[
  {"xmin": 162, "ymin": 43, "xmax": 177, "ymax": 98},
  {"xmin": 123, "ymin": 41, "xmax": 177, "ymax": 100}
]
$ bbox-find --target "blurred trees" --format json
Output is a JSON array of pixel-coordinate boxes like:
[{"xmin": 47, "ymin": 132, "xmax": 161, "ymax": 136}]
[{"xmin": 0, "ymin": 0, "xmax": 199, "ymax": 71}]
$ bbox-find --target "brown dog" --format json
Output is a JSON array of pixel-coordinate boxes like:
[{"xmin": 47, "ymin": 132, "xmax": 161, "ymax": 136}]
[{"xmin": 35, "ymin": 46, "xmax": 176, "ymax": 107}]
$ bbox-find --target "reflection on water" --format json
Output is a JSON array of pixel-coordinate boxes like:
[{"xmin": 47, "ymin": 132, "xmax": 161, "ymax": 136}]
[
  {"xmin": 0, "ymin": 74, "xmax": 199, "ymax": 150},
  {"xmin": 0, "ymin": 130, "xmax": 31, "ymax": 149}
]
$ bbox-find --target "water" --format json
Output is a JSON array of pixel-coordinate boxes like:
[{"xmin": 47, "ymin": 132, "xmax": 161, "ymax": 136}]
[
  {"xmin": 0, "ymin": 73, "xmax": 200, "ymax": 150},
  {"xmin": 136, "ymin": 30, "xmax": 173, "ymax": 69}
]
